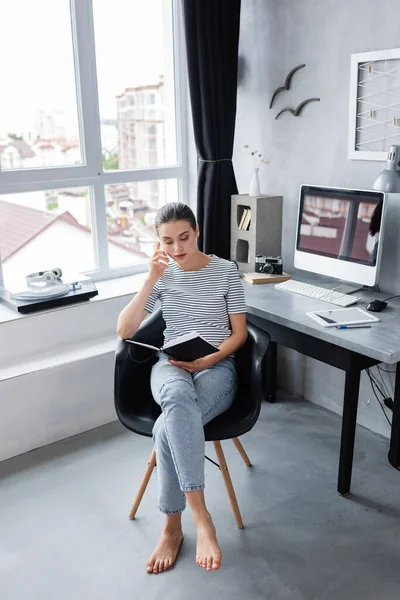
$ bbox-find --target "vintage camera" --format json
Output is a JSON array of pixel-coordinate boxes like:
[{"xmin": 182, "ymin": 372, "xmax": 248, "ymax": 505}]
[{"xmin": 255, "ymin": 255, "xmax": 283, "ymax": 275}]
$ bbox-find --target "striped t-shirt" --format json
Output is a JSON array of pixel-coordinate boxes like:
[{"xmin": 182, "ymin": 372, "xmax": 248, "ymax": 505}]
[{"xmin": 145, "ymin": 255, "xmax": 246, "ymax": 346}]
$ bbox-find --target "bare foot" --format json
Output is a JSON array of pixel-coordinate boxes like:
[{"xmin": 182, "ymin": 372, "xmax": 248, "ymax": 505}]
[
  {"xmin": 195, "ymin": 513, "xmax": 221, "ymax": 571},
  {"xmin": 146, "ymin": 529, "xmax": 183, "ymax": 574}
]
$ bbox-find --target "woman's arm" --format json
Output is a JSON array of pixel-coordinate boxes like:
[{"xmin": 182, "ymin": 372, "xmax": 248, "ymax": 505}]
[
  {"xmin": 169, "ymin": 313, "xmax": 247, "ymax": 373},
  {"xmin": 117, "ymin": 244, "xmax": 169, "ymax": 339},
  {"xmin": 116, "ymin": 276, "xmax": 157, "ymax": 339}
]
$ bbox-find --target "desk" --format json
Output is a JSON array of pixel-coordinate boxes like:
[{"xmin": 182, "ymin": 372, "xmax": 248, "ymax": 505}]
[{"xmin": 244, "ymin": 280, "xmax": 400, "ymax": 496}]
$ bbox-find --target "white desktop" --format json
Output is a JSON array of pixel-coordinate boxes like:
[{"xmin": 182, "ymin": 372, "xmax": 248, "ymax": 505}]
[{"xmin": 276, "ymin": 185, "xmax": 387, "ymax": 306}]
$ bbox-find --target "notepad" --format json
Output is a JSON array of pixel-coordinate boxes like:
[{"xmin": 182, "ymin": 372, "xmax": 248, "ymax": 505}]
[
  {"xmin": 126, "ymin": 331, "xmax": 220, "ymax": 361},
  {"xmin": 306, "ymin": 307, "xmax": 380, "ymax": 328}
]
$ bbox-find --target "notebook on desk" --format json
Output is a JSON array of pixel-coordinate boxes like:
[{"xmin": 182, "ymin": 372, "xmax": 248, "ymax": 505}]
[{"xmin": 307, "ymin": 307, "xmax": 379, "ymax": 328}]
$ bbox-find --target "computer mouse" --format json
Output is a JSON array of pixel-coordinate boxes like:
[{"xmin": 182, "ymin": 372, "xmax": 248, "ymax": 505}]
[{"xmin": 366, "ymin": 299, "xmax": 387, "ymax": 312}]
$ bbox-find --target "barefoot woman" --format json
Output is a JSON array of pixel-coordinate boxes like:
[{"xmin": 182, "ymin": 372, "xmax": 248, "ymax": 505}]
[{"xmin": 117, "ymin": 203, "xmax": 247, "ymax": 573}]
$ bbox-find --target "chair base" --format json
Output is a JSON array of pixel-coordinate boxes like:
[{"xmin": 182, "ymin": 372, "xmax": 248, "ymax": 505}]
[
  {"xmin": 129, "ymin": 449, "xmax": 156, "ymax": 520},
  {"xmin": 128, "ymin": 438, "xmax": 251, "ymax": 528},
  {"xmin": 213, "ymin": 440, "xmax": 244, "ymax": 528}
]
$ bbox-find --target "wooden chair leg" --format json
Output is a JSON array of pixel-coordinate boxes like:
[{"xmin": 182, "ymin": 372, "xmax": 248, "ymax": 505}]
[
  {"xmin": 213, "ymin": 441, "xmax": 244, "ymax": 529},
  {"xmin": 128, "ymin": 449, "xmax": 156, "ymax": 520},
  {"xmin": 232, "ymin": 437, "xmax": 252, "ymax": 466}
]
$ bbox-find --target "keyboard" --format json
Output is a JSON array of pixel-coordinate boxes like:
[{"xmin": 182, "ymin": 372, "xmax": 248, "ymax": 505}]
[{"xmin": 275, "ymin": 279, "xmax": 360, "ymax": 307}]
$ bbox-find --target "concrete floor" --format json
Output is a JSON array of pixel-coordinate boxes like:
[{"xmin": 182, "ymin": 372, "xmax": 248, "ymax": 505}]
[{"xmin": 1, "ymin": 392, "xmax": 400, "ymax": 600}]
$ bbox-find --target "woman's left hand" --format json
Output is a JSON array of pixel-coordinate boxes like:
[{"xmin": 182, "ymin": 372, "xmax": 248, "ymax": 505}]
[{"xmin": 168, "ymin": 356, "xmax": 213, "ymax": 373}]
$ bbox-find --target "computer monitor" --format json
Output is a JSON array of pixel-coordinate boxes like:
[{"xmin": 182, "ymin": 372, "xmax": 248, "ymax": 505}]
[{"xmin": 294, "ymin": 185, "xmax": 386, "ymax": 287}]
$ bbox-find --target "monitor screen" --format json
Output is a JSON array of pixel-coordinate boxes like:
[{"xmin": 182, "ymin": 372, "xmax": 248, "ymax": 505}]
[{"xmin": 297, "ymin": 186, "xmax": 384, "ymax": 267}]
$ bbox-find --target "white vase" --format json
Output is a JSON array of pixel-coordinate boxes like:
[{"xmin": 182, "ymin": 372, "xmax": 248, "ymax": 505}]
[{"xmin": 249, "ymin": 167, "xmax": 260, "ymax": 196}]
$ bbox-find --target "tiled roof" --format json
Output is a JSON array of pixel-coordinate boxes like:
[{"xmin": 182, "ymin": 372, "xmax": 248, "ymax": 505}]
[
  {"xmin": 10, "ymin": 140, "xmax": 36, "ymax": 158},
  {"xmin": 0, "ymin": 200, "xmax": 83, "ymax": 261},
  {"xmin": 0, "ymin": 140, "xmax": 36, "ymax": 159},
  {"xmin": 0, "ymin": 200, "xmax": 139, "ymax": 262}
]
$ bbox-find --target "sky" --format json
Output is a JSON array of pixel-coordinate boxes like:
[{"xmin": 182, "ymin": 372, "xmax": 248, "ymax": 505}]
[{"xmin": 0, "ymin": 0, "xmax": 169, "ymax": 136}]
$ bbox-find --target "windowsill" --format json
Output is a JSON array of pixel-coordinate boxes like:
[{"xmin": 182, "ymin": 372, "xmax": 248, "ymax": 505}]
[
  {"xmin": 0, "ymin": 335, "xmax": 116, "ymax": 383},
  {"xmin": 0, "ymin": 272, "xmax": 149, "ymax": 325}
]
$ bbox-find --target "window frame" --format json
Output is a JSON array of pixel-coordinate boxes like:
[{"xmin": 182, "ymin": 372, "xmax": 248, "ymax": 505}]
[{"xmin": 0, "ymin": 0, "xmax": 189, "ymax": 281}]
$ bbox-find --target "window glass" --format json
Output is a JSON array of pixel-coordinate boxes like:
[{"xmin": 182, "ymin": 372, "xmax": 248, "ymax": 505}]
[{"xmin": 0, "ymin": 0, "xmax": 83, "ymax": 170}]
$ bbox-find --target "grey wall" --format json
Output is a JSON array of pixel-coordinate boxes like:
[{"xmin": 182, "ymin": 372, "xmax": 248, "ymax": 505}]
[{"xmin": 233, "ymin": 0, "xmax": 400, "ymax": 437}]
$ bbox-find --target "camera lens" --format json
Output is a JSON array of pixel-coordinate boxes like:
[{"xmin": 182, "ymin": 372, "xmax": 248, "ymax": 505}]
[{"xmin": 262, "ymin": 263, "xmax": 274, "ymax": 274}]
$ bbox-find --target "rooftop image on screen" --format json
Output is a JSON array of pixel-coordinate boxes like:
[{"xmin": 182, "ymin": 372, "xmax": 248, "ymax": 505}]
[{"xmin": 298, "ymin": 193, "xmax": 381, "ymax": 266}]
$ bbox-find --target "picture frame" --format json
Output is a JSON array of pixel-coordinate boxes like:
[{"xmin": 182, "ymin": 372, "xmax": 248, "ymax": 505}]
[{"xmin": 348, "ymin": 48, "xmax": 400, "ymax": 161}]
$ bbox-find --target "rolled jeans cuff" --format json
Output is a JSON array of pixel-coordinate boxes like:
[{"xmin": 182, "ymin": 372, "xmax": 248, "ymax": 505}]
[
  {"xmin": 158, "ymin": 505, "xmax": 186, "ymax": 515},
  {"xmin": 181, "ymin": 484, "xmax": 205, "ymax": 492}
]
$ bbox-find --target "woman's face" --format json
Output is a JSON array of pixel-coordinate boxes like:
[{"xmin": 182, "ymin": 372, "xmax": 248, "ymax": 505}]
[{"xmin": 157, "ymin": 219, "xmax": 199, "ymax": 266}]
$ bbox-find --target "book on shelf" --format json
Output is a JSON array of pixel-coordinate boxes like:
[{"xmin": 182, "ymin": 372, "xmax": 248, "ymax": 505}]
[
  {"xmin": 238, "ymin": 208, "xmax": 248, "ymax": 230},
  {"xmin": 126, "ymin": 331, "xmax": 220, "ymax": 362},
  {"xmin": 243, "ymin": 209, "xmax": 252, "ymax": 230}
]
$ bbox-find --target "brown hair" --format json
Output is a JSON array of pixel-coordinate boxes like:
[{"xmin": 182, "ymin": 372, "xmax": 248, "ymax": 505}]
[{"xmin": 155, "ymin": 202, "xmax": 197, "ymax": 231}]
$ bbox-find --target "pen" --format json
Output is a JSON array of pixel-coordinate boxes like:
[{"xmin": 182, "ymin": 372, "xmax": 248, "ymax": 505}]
[{"xmin": 336, "ymin": 324, "xmax": 372, "ymax": 330}]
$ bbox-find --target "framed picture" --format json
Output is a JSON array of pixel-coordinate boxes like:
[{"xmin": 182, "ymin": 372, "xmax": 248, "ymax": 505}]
[{"xmin": 348, "ymin": 48, "xmax": 400, "ymax": 161}]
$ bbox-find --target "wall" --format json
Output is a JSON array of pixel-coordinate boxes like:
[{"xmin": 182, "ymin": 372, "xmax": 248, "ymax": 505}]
[
  {"xmin": 233, "ymin": 0, "xmax": 400, "ymax": 437},
  {"xmin": 0, "ymin": 282, "xmax": 140, "ymax": 462}
]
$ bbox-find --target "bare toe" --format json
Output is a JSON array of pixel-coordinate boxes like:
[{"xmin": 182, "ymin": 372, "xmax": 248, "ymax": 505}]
[
  {"xmin": 195, "ymin": 514, "xmax": 222, "ymax": 572},
  {"xmin": 146, "ymin": 530, "xmax": 183, "ymax": 574}
]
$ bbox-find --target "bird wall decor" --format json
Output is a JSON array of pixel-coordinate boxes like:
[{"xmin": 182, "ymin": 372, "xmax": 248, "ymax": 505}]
[
  {"xmin": 269, "ymin": 64, "xmax": 305, "ymax": 108},
  {"xmin": 275, "ymin": 98, "xmax": 320, "ymax": 120}
]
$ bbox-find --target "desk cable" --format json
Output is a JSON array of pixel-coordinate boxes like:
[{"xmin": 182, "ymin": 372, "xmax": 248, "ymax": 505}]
[
  {"xmin": 381, "ymin": 294, "xmax": 400, "ymax": 303},
  {"xmin": 376, "ymin": 366, "xmax": 392, "ymax": 399},
  {"xmin": 366, "ymin": 368, "xmax": 392, "ymax": 426}
]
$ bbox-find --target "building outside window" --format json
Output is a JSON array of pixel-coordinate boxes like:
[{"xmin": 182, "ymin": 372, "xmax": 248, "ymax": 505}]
[{"xmin": 0, "ymin": 0, "xmax": 187, "ymax": 286}]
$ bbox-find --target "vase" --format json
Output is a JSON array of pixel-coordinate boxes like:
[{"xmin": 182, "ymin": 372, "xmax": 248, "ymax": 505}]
[{"xmin": 249, "ymin": 167, "xmax": 260, "ymax": 196}]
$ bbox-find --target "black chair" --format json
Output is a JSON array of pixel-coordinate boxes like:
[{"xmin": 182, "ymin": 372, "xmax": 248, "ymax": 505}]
[{"xmin": 114, "ymin": 308, "xmax": 270, "ymax": 528}]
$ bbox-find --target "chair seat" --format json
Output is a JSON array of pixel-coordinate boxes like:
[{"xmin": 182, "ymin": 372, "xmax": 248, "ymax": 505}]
[
  {"xmin": 119, "ymin": 414, "xmax": 156, "ymax": 438},
  {"xmin": 118, "ymin": 398, "xmax": 258, "ymax": 441},
  {"xmin": 204, "ymin": 400, "xmax": 258, "ymax": 441}
]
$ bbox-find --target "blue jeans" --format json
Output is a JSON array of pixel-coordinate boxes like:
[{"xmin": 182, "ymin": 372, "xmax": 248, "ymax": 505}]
[{"xmin": 150, "ymin": 356, "xmax": 238, "ymax": 514}]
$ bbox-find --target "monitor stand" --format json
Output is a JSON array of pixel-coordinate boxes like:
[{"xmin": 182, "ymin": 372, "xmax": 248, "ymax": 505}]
[{"xmin": 331, "ymin": 281, "xmax": 364, "ymax": 295}]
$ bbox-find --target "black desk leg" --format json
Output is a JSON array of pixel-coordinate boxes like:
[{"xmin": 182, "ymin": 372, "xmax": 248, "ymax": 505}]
[
  {"xmin": 267, "ymin": 341, "xmax": 277, "ymax": 403},
  {"xmin": 338, "ymin": 367, "xmax": 361, "ymax": 496},
  {"xmin": 388, "ymin": 362, "xmax": 400, "ymax": 469}
]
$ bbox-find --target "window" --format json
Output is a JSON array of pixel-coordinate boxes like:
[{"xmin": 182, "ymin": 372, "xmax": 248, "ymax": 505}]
[
  {"xmin": 0, "ymin": 187, "xmax": 95, "ymax": 283},
  {"xmin": 106, "ymin": 178, "xmax": 179, "ymax": 268},
  {"xmin": 0, "ymin": 1, "xmax": 83, "ymax": 170},
  {"xmin": 148, "ymin": 138, "xmax": 157, "ymax": 151},
  {"xmin": 94, "ymin": 0, "xmax": 177, "ymax": 170},
  {"xmin": 0, "ymin": 0, "xmax": 187, "ymax": 283}
]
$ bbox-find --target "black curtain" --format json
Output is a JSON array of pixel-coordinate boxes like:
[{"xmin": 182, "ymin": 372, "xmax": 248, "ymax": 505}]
[{"xmin": 182, "ymin": 0, "xmax": 241, "ymax": 258}]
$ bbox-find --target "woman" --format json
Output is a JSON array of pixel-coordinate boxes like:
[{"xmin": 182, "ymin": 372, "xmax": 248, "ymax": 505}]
[
  {"xmin": 368, "ymin": 199, "xmax": 382, "ymax": 265},
  {"xmin": 117, "ymin": 203, "xmax": 247, "ymax": 574}
]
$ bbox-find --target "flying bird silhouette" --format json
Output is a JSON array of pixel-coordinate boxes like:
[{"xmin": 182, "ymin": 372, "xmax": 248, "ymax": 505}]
[
  {"xmin": 275, "ymin": 98, "xmax": 320, "ymax": 120},
  {"xmin": 269, "ymin": 64, "xmax": 306, "ymax": 108}
]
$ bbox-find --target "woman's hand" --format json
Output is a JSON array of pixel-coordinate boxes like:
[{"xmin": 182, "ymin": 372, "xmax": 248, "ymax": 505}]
[
  {"xmin": 168, "ymin": 355, "xmax": 214, "ymax": 373},
  {"xmin": 148, "ymin": 241, "xmax": 169, "ymax": 282}
]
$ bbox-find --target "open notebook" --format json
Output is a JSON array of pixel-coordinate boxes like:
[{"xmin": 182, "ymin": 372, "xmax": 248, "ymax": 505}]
[{"xmin": 126, "ymin": 331, "xmax": 220, "ymax": 362}]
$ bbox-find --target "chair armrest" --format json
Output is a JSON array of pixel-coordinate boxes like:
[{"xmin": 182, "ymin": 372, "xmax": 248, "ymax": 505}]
[
  {"xmin": 114, "ymin": 308, "xmax": 165, "ymax": 419},
  {"xmin": 244, "ymin": 322, "xmax": 271, "ymax": 403}
]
